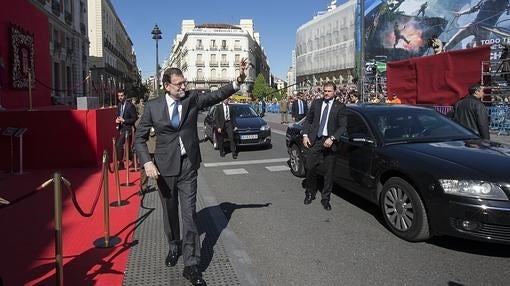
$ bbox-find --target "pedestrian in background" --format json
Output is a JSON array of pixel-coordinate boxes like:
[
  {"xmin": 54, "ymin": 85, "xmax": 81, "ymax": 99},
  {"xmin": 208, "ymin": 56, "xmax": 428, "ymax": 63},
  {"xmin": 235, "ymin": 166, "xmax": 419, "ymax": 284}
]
[
  {"xmin": 115, "ymin": 89, "xmax": 137, "ymax": 169},
  {"xmin": 453, "ymin": 83, "xmax": 490, "ymax": 139},
  {"xmin": 292, "ymin": 92, "xmax": 308, "ymax": 121},
  {"xmin": 135, "ymin": 59, "xmax": 249, "ymax": 286},
  {"xmin": 302, "ymin": 82, "xmax": 347, "ymax": 211},
  {"xmin": 214, "ymin": 98, "xmax": 237, "ymax": 159},
  {"xmin": 279, "ymin": 97, "xmax": 289, "ymax": 124}
]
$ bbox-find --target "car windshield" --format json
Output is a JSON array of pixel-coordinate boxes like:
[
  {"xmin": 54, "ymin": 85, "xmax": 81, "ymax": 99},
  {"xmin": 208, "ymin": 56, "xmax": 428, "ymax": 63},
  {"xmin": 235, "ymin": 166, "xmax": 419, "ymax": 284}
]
[
  {"xmin": 366, "ymin": 108, "xmax": 479, "ymax": 144},
  {"xmin": 234, "ymin": 105, "xmax": 259, "ymax": 118}
]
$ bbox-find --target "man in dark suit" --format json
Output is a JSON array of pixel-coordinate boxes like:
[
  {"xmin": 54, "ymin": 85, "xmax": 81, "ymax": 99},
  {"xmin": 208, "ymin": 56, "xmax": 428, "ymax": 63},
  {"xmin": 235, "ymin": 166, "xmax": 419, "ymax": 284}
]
[
  {"xmin": 135, "ymin": 60, "xmax": 249, "ymax": 286},
  {"xmin": 115, "ymin": 89, "xmax": 137, "ymax": 168},
  {"xmin": 302, "ymin": 82, "xmax": 347, "ymax": 211},
  {"xmin": 291, "ymin": 92, "xmax": 308, "ymax": 121},
  {"xmin": 214, "ymin": 98, "xmax": 237, "ymax": 158}
]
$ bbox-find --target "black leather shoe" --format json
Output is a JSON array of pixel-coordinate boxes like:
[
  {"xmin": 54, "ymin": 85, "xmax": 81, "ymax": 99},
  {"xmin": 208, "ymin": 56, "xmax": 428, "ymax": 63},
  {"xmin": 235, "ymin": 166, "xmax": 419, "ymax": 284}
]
[
  {"xmin": 304, "ymin": 193, "xmax": 316, "ymax": 205},
  {"xmin": 165, "ymin": 250, "xmax": 180, "ymax": 267},
  {"xmin": 321, "ymin": 200, "xmax": 332, "ymax": 211},
  {"xmin": 183, "ymin": 265, "xmax": 207, "ymax": 285}
]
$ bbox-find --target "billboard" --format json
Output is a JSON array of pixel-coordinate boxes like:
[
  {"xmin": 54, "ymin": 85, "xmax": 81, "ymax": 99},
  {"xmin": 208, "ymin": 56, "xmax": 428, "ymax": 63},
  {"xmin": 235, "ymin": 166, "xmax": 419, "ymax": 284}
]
[{"xmin": 364, "ymin": 0, "xmax": 510, "ymax": 61}]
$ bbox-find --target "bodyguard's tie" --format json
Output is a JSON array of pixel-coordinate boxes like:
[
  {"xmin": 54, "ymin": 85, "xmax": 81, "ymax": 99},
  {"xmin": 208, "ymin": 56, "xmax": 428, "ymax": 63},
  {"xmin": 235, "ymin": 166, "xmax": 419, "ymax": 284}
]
[
  {"xmin": 318, "ymin": 101, "xmax": 329, "ymax": 137},
  {"xmin": 171, "ymin": 101, "xmax": 180, "ymax": 129}
]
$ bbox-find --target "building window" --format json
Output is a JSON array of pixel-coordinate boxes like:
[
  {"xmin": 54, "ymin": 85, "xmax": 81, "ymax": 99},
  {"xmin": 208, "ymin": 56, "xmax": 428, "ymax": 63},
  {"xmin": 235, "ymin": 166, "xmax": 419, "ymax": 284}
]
[
  {"xmin": 197, "ymin": 68, "xmax": 204, "ymax": 80},
  {"xmin": 210, "ymin": 39, "xmax": 217, "ymax": 50},
  {"xmin": 221, "ymin": 40, "xmax": 227, "ymax": 50},
  {"xmin": 234, "ymin": 54, "xmax": 240, "ymax": 66},
  {"xmin": 221, "ymin": 54, "xmax": 228, "ymax": 66},
  {"xmin": 211, "ymin": 68, "xmax": 217, "ymax": 79},
  {"xmin": 196, "ymin": 54, "xmax": 204, "ymax": 66},
  {"xmin": 196, "ymin": 39, "xmax": 203, "ymax": 50},
  {"xmin": 221, "ymin": 68, "xmax": 227, "ymax": 79},
  {"xmin": 234, "ymin": 40, "xmax": 241, "ymax": 50},
  {"xmin": 210, "ymin": 54, "xmax": 217, "ymax": 66}
]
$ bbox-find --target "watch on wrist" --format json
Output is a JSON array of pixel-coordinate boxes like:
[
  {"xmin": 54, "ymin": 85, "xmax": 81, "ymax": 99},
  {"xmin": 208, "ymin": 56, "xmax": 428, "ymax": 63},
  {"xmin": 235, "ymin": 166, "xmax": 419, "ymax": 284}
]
[{"xmin": 329, "ymin": 136, "xmax": 336, "ymax": 141}]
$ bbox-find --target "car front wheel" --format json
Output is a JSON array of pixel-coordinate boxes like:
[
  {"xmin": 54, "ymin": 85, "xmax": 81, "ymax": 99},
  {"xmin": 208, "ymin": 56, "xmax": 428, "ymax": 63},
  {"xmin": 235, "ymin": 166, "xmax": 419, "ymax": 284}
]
[
  {"xmin": 289, "ymin": 144, "xmax": 305, "ymax": 177},
  {"xmin": 380, "ymin": 177, "xmax": 430, "ymax": 242}
]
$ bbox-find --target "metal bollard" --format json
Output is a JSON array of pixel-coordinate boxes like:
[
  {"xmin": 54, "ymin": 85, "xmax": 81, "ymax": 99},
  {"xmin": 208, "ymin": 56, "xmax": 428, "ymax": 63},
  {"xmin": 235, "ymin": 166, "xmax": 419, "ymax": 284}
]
[
  {"xmin": 111, "ymin": 139, "xmax": 129, "ymax": 207},
  {"xmin": 120, "ymin": 132, "xmax": 134, "ymax": 187},
  {"xmin": 95, "ymin": 151, "xmax": 121, "ymax": 247}
]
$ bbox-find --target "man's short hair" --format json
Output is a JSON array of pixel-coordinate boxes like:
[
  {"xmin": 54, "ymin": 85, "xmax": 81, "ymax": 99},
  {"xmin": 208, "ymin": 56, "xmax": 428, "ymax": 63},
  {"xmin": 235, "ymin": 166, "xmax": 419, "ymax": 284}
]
[
  {"xmin": 468, "ymin": 83, "xmax": 482, "ymax": 95},
  {"xmin": 323, "ymin": 81, "xmax": 337, "ymax": 91},
  {"xmin": 117, "ymin": 88, "xmax": 125, "ymax": 94},
  {"xmin": 162, "ymin": 68, "xmax": 184, "ymax": 84}
]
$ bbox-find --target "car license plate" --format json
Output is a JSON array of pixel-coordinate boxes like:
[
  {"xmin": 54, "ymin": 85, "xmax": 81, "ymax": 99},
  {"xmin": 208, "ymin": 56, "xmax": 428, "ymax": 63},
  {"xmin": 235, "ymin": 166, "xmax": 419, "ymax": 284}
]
[{"xmin": 241, "ymin": 134, "xmax": 258, "ymax": 140}]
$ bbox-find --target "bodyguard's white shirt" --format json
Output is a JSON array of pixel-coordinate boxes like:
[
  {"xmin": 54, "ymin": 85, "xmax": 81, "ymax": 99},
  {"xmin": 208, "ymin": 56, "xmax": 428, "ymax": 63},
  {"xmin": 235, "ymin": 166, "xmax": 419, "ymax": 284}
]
[{"xmin": 319, "ymin": 100, "xmax": 333, "ymax": 136}]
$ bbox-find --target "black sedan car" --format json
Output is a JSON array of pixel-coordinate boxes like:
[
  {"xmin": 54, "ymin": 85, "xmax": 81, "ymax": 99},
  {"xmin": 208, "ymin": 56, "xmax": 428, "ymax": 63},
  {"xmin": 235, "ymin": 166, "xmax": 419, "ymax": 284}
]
[
  {"xmin": 204, "ymin": 103, "xmax": 271, "ymax": 149},
  {"xmin": 286, "ymin": 104, "xmax": 510, "ymax": 244}
]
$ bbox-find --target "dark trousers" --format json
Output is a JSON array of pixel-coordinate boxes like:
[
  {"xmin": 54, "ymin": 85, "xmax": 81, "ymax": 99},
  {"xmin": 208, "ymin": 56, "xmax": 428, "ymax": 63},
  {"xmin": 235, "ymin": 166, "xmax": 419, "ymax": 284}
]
[
  {"xmin": 304, "ymin": 137, "xmax": 336, "ymax": 201},
  {"xmin": 216, "ymin": 121, "xmax": 236, "ymax": 155},
  {"xmin": 157, "ymin": 155, "xmax": 201, "ymax": 267},
  {"xmin": 116, "ymin": 127, "xmax": 133, "ymax": 161}
]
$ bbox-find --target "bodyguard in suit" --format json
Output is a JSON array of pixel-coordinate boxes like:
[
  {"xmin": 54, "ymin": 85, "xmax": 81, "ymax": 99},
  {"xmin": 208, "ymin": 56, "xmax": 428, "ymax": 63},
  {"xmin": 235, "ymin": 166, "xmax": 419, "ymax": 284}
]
[
  {"xmin": 291, "ymin": 92, "xmax": 308, "ymax": 121},
  {"xmin": 135, "ymin": 60, "xmax": 249, "ymax": 286},
  {"xmin": 214, "ymin": 98, "xmax": 237, "ymax": 159},
  {"xmin": 115, "ymin": 89, "xmax": 138, "ymax": 167},
  {"xmin": 302, "ymin": 82, "xmax": 347, "ymax": 211}
]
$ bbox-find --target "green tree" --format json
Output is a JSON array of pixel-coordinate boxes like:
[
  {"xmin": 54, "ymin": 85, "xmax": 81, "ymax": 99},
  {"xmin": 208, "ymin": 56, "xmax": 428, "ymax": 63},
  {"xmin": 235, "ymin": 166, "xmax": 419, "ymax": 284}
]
[{"xmin": 252, "ymin": 73, "xmax": 269, "ymax": 100}]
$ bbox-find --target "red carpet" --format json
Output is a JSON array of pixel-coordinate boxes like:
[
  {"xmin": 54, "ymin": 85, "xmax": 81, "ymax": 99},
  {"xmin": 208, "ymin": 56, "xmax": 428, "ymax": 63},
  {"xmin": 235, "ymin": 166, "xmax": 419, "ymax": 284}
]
[{"xmin": 0, "ymin": 166, "xmax": 141, "ymax": 285}]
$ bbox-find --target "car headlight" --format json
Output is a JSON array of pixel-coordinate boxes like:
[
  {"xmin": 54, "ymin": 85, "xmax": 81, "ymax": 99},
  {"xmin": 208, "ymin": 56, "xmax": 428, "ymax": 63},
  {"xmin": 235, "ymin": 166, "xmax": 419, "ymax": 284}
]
[
  {"xmin": 260, "ymin": 125, "xmax": 270, "ymax": 131},
  {"xmin": 439, "ymin": 180, "xmax": 509, "ymax": 201}
]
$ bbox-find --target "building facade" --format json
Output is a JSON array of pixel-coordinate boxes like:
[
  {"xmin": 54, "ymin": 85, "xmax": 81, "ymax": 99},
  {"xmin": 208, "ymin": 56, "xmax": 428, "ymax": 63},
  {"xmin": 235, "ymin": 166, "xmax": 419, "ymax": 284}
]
[
  {"xmin": 164, "ymin": 19, "xmax": 270, "ymax": 94},
  {"xmin": 295, "ymin": 0, "xmax": 356, "ymax": 91},
  {"xmin": 31, "ymin": 0, "xmax": 90, "ymax": 104},
  {"xmin": 88, "ymin": 0, "xmax": 140, "ymax": 101}
]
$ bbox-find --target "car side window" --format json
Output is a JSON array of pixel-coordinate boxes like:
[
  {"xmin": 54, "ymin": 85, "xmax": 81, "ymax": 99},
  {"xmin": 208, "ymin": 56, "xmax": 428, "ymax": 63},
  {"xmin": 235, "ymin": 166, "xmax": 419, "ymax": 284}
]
[{"xmin": 346, "ymin": 111, "xmax": 371, "ymax": 139}]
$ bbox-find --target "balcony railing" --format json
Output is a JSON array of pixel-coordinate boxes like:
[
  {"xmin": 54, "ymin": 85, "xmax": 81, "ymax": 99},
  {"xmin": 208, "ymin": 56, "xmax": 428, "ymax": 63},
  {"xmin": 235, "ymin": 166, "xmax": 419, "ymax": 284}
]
[
  {"xmin": 196, "ymin": 61, "xmax": 205, "ymax": 67},
  {"xmin": 51, "ymin": 0, "xmax": 61, "ymax": 16},
  {"xmin": 209, "ymin": 61, "xmax": 218, "ymax": 67},
  {"xmin": 195, "ymin": 45, "xmax": 204, "ymax": 50},
  {"xmin": 65, "ymin": 11, "xmax": 72, "ymax": 25},
  {"xmin": 220, "ymin": 46, "xmax": 228, "ymax": 51},
  {"xmin": 220, "ymin": 61, "xmax": 229, "ymax": 67},
  {"xmin": 234, "ymin": 46, "xmax": 242, "ymax": 51},
  {"xmin": 210, "ymin": 46, "xmax": 218, "ymax": 51}
]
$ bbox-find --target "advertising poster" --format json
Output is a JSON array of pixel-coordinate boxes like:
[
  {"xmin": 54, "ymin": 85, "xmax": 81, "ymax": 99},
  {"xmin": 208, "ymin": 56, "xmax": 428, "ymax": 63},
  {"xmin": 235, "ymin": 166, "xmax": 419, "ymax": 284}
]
[{"xmin": 364, "ymin": 0, "xmax": 510, "ymax": 62}]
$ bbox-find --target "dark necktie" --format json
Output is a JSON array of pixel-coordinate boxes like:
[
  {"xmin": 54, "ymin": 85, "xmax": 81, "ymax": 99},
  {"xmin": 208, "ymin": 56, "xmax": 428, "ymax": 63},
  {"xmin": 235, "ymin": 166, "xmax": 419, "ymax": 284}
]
[
  {"xmin": 171, "ymin": 101, "xmax": 180, "ymax": 129},
  {"xmin": 318, "ymin": 101, "xmax": 330, "ymax": 137}
]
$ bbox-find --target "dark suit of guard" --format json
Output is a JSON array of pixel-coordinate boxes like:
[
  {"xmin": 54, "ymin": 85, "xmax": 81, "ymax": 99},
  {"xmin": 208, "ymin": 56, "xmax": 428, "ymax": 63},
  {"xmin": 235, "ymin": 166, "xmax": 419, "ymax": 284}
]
[
  {"xmin": 115, "ymin": 95, "xmax": 138, "ymax": 163},
  {"xmin": 291, "ymin": 96, "xmax": 308, "ymax": 121},
  {"xmin": 302, "ymin": 88, "xmax": 347, "ymax": 210},
  {"xmin": 214, "ymin": 101, "xmax": 237, "ymax": 158}
]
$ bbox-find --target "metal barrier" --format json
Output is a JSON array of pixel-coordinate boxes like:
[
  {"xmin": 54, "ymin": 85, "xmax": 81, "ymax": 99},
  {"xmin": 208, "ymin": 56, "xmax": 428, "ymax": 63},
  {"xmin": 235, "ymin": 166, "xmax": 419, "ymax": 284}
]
[
  {"xmin": 434, "ymin": 106, "xmax": 453, "ymax": 116},
  {"xmin": 488, "ymin": 104, "xmax": 510, "ymax": 135}
]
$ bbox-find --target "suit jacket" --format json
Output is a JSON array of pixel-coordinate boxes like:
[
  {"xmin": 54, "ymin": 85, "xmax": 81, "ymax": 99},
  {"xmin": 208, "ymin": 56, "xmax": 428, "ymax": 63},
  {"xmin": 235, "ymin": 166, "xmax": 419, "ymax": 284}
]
[
  {"xmin": 453, "ymin": 94, "xmax": 490, "ymax": 139},
  {"xmin": 117, "ymin": 101, "xmax": 138, "ymax": 131},
  {"xmin": 291, "ymin": 99, "xmax": 308, "ymax": 118},
  {"xmin": 214, "ymin": 103, "xmax": 236, "ymax": 130},
  {"xmin": 303, "ymin": 98, "xmax": 347, "ymax": 147},
  {"xmin": 135, "ymin": 84, "xmax": 236, "ymax": 176}
]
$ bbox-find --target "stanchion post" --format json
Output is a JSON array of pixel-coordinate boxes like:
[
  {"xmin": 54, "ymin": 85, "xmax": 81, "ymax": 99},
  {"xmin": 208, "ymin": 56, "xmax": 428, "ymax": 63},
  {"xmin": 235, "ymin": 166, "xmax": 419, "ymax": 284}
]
[
  {"xmin": 28, "ymin": 69, "xmax": 33, "ymax": 111},
  {"xmin": 10, "ymin": 134, "xmax": 13, "ymax": 174},
  {"xmin": 111, "ymin": 138, "xmax": 129, "ymax": 207},
  {"xmin": 53, "ymin": 172, "xmax": 64, "ymax": 286},
  {"xmin": 120, "ymin": 131, "xmax": 134, "ymax": 187},
  {"xmin": 94, "ymin": 151, "xmax": 121, "ymax": 247},
  {"xmin": 131, "ymin": 127, "xmax": 138, "ymax": 172}
]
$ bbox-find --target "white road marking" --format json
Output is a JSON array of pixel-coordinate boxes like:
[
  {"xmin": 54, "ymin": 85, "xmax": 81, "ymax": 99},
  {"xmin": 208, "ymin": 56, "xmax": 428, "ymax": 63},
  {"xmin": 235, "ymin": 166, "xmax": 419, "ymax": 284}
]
[
  {"xmin": 204, "ymin": 158, "xmax": 288, "ymax": 167},
  {"xmin": 265, "ymin": 165, "xmax": 290, "ymax": 172},
  {"xmin": 271, "ymin": 129, "xmax": 286, "ymax": 136},
  {"xmin": 223, "ymin": 168, "xmax": 249, "ymax": 175}
]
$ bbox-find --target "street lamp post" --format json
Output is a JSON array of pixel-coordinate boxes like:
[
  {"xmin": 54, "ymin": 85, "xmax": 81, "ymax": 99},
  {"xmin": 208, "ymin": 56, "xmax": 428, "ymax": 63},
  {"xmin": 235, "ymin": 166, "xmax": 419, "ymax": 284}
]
[{"xmin": 151, "ymin": 24, "xmax": 162, "ymax": 96}]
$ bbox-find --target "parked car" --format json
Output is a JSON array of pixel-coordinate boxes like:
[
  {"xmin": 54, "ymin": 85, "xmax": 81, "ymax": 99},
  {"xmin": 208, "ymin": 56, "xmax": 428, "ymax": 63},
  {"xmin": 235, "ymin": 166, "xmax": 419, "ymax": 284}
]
[
  {"xmin": 286, "ymin": 104, "xmax": 510, "ymax": 244},
  {"xmin": 204, "ymin": 103, "xmax": 271, "ymax": 149}
]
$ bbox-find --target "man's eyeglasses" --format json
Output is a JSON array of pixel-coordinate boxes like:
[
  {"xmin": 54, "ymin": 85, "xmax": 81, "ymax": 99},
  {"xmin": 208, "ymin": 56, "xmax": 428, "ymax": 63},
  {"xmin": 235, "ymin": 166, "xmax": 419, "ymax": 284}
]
[{"xmin": 169, "ymin": 81, "xmax": 188, "ymax": 88}]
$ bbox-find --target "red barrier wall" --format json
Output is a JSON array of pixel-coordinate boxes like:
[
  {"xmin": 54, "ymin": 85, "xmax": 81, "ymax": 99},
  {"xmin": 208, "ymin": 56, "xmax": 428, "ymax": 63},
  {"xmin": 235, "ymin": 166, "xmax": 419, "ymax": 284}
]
[
  {"xmin": 0, "ymin": 0, "xmax": 51, "ymax": 109},
  {"xmin": 387, "ymin": 46, "xmax": 490, "ymax": 105},
  {"xmin": 0, "ymin": 108, "xmax": 117, "ymax": 170}
]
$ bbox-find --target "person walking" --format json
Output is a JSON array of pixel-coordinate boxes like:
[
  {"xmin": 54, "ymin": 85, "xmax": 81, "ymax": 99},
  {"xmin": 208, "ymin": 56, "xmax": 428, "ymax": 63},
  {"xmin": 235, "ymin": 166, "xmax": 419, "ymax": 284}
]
[
  {"xmin": 214, "ymin": 98, "xmax": 237, "ymax": 159},
  {"xmin": 453, "ymin": 83, "xmax": 490, "ymax": 139},
  {"xmin": 302, "ymin": 82, "xmax": 347, "ymax": 211},
  {"xmin": 135, "ymin": 59, "xmax": 249, "ymax": 286},
  {"xmin": 115, "ymin": 89, "xmax": 137, "ymax": 169},
  {"xmin": 279, "ymin": 97, "xmax": 289, "ymax": 124},
  {"xmin": 292, "ymin": 92, "xmax": 308, "ymax": 121}
]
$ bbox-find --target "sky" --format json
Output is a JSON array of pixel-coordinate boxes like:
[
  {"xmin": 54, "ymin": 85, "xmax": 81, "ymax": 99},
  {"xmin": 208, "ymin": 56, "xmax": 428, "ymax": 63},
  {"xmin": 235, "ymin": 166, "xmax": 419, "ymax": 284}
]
[{"xmin": 110, "ymin": 0, "xmax": 346, "ymax": 81}]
